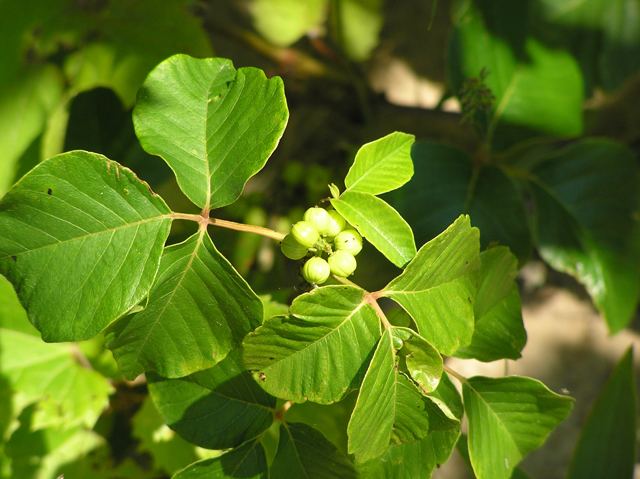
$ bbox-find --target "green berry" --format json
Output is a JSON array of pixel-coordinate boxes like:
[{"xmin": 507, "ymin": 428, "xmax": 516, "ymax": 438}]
[
  {"xmin": 303, "ymin": 207, "xmax": 330, "ymax": 234},
  {"xmin": 291, "ymin": 221, "xmax": 320, "ymax": 248},
  {"xmin": 280, "ymin": 234, "xmax": 308, "ymax": 260},
  {"xmin": 302, "ymin": 257, "xmax": 330, "ymax": 284},
  {"xmin": 334, "ymin": 229, "xmax": 363, "ymax": 255},
  {"xmin": 328, "ymin": 250, "xmax": 357, "ymax": 277},
  {"xmin": 324, "ymin": 210, "xmax": 346, "ymax": 237}
]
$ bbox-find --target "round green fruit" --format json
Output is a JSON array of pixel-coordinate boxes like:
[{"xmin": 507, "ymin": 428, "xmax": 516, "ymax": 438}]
[
  {"xmin": 392, "ymin": 335, "xmax": 404, "ymax": 350},
  {"xmin": 324, "ymin": 209, "xmax": 346, "ymax": 237},
  {"xmin": 291, "ymin": 221, "xmax": 320, "ymax": 248},
  {"xmin": 334, "ymin": 229, "xmax": 363, "ymax": 255},
  {"xmin": 280, "ymin": 234, "xmax": 308, "ymax": 260},
  {"xmin": 303, "ymin": 207, "xmax": 330, "ymax": 234},
  {"xmin": 328, "ymin": 250, "xmax": 357, "ymax": 277},
  {"xmin": 302, "ymin": 257, "xmax": 330, "ymax": 284}
]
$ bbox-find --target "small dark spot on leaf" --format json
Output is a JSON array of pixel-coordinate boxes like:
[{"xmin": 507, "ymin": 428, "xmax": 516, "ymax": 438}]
[
  {"xmin": 268, "ymin": 357, "xmax": 274, "ymax": 360},
  {"xmin": 258, "ymin": 372, "xmax": 267, "ymax": 382},
  {"xmin": 47, "ymin": 188, "xmax": 52, "ymax": 195},
  {"xmin": 11, "ymin": 255, "xmax": 17, "ymax": 262}
]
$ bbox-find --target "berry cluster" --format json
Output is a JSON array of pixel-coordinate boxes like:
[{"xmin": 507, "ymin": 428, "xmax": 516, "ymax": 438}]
[{"xmin": 281, "ymin": 207, "xmax": 363, "ymax": 284}]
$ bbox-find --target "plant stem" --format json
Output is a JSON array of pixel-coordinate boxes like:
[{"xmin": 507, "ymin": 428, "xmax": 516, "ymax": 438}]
[
  {"xmin": 443, "ymin": 364, "xmax": 467, "ymax": 384},
  {"xmin": 366, "ymin": 294, "xmax": 393, "ymax": 331},
  {"xmin": 170, "ymin": 212, "xmax": 286, "ymax": 241},
  {"xmin": 274, "ymin": 400, "xmax": 293, "ymax": 421}
]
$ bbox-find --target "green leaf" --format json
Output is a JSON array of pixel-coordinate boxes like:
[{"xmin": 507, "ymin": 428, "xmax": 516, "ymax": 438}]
[
  {"xmin": 358, "ymin": 427, "xmax": 459, "ymax": 479},
  {"xmin": 388, "ymin": 141, "xmax": 532, "ymax": 260},
  {"xmin": 463, "ymin": 376, "xmax": 574, "ymax": 479},
  {"xmin": 451, "ymin": 1, "xmax": 583, "ymax": 146},
  {"xmin": 0, "ymin": 65, "xmax": 63, "ymax": 196},
  {"xmin": 107, "ymin": 231, "xmax": 262, "ymax": 379},
  {"xmin": 331, "ymin": 192, "xmax": 416, "ymax": 268},
  {"xmin": 335, "ymin": 0, "xmax": 384, "ymax": 61},
  {"xmin": 456, "ymin": 247, "xmax": 526, "ymax": 361},
  {"xmin": 383, "ymin": 215, "xmax": 480, "ymax": 355},
  {"xmin": 148, "ymin": 350, "xmax": 275, "ymax": 449},
  {"xmin": 529, "ymin": 139, "xmax": 640, "ymax": 332},
  {"xmin": 0, "ymin": 329, "xmax": 113, "ymax": 430},
  {"xmin": 0, "ymin": 275, "xmax": 36, "ymax": 336},
  {"xmin": 396, "ymin": 327, "xmax": 443, "ymax": 393},
  {"xmin": 344, "ymin": 132, "xmax": 415, "ymax": 195},
  {"xmin": 271, "ymin": 423, "xmax": 356, "ymax": 479},
  {"xmin": 567, "ymin": 348, "xmax": 636, "ymax": 479},
  {"xmin": 6, "ymin": 419, "xmax": 104, "ymax": 479},
  {"xmin": 348, "ymin": 330, "xmax": 432, "ymax": 462},
  {"xmin": 174, "ymin": 441, "xmax": 267, "ymax": 479},
  {"xmin": 133, "ymin": 54, "xmax": 289, "ymax": 210},
  {"xmin": 243, "ymin": 286, "xmax": 380, "ymax": 404},
  {"xmin": 131, "ymin": 397, "xmax": 200, "ymax": 475},
  {"xmin": 0, "ymin": 151, "xmax": 171, "ymax": 341},
  {"xmin": 250, "ymin": 0, "xmax": 328, "ymax": 47}
]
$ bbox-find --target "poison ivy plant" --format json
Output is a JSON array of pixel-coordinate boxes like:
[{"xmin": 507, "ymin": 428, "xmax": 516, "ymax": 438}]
[{"xmin": 0, "ymin": 54, "xmax": 574, "ymax": 478}]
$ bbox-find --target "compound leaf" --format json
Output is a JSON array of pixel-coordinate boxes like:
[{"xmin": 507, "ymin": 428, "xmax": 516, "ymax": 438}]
[
  {"xmin": 463, "ymin": 376, "xmax": 573, "ymax": 479},
  {"xmin": 383, "ymin": 215, "xmax": 480, "ymax": 354},
  {"xmin": 0, "ymin": 150, "xmax": 171, "ymax": 341},
  {"xmin": 243, "ymin": 286, "xmax": 380, "ymax": 404},
  {"xmin": 133, "ymin": 54, "xmax": 288, "ymax": 210},
  {"xmin": 331, "ymin": 191, "xmax": 416, "ymax": 268},
  {"xmin": 108, "ymin": 231, "xmax": 262, "ymax": 379}
]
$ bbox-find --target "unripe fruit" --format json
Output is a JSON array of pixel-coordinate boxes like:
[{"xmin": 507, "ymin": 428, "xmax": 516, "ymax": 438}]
[
  {"xmin": 392, "ymin": 335, "xmax": 404, "ymax": 350},
  {"xmin": 302, "ymin": 257, "xmax": 330, "ymax": 284},
  {"xmin": 328, "ymin": 250, "xmax": 357, "ymax": 277},
  {"xmin": 280, "ymin": 234, "xmax": 308, "ymax": 260},
  {"xmin": 303, "ymin": 207, "xmax": 330, "ymax": 234},
  {"xmin": 324, "ymin": 209, "xmax": 346, "ymax": 237},
  {"xmin": 291, "ymin": 221, "xmax": 320, "ymax": 248},
  {"xmin": 334, "ymin": 229, "xmax": 363, "ymax": 255}
]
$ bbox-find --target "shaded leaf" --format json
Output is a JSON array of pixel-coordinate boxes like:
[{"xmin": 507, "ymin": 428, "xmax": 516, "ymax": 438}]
[
  {"xmin": 383, "ymin": 215, "xmax": 480, "ymax": 354},
  {"xmin": 0, "ymin": 151, "xmax": 171, "ymax": 341},
  {"xmin": 174, "ymin": 441, "xmax": 267, "ymax": 479},
  {"xmin": 567, "ymin": 348, "xmax": 636, "ymax": 479},
  {"xmin": 133, "ymin": 54, "xmax": 288, "ymax": 210},
  {"xmin": 148, "ymin": 350, "xmax": 275, "ymax": 449},
  {"xmin": 456, "ymin": 247, "xmax": 526, "ymax": 361},
  {"xmin": 271, "ymin": 423, "xmax": 356, "ymax": 479},
  {"xmin": 331, "ymin": 191, "xmax": 416, "ymax": 267},
  {"xmin": 335, "ymin": 0, "xmax": 384, "ymax": 61},
  {"xmin": 243, "ymin": 286, "xmax": 380, "ymax": 404},
  {"xmin": 463, "ymin": 376, "xmax": 573, "ymax": 479},
  {"xmin": 108, "ymin": 231, "xmax": 262, "ymax": 379},
  {"xmin": 388, "ymin": 141, "xmax": 532, "ymax": 260},
  {"xmin": 530, "ymin": 139, "xmax": 640, "ymax": 332},
  {"xmin": 344, "ymin": 132, "xmax": 415, "ymax": 195}
]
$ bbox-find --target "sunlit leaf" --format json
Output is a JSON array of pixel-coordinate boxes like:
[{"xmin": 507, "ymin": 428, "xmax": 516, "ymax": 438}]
[
  {"xmin": 331, "ymin": 192, "xmax": 416, "ymax": 268},
  {"xmin": 243, "ymin": 286, "xmax": 380, "ymax": 404},
  {"xmin": 383, "ymin": 215, "xmax": 479, "ymax": 354},
  {"xmin": 108, "ymin": 231, "xmax": 262, "ymax": 379},
  {"xmin": 0, "ymin": 151, "xmax": 171, "ymax": 341},
  {"xmin": 345, "ymin": 132, "xmax": 415, "ymax": 195},
  {"xmin": 133, "ymin": 54, "xmax": 288, "ymax": 210}
]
